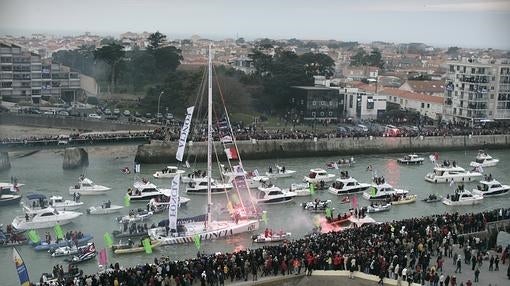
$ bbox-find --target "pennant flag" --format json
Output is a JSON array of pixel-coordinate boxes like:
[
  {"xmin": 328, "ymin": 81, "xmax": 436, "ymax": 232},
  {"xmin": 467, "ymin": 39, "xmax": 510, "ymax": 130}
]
[
  {"xmin": 351, "ymin": 196, "xmax": 358, "ymax": 209},
  {"xmin": 103, "ymin": 232, "xmax": 113, "ymax": 248},
  {"xmin": 325, "ymin": 207, "xmax": 332, "ymax": 218},
  {"xmin": 185, "ymin": 160, "xmax": 191, "ymax": 168},
  {"xmin": 98, "ymin": 248, "xmax": 108, "ymax": 266},
  {"xmin": 309, "ymin": 183, "xmax": 315, "ymax": 195},
  {"xmin": 193, "ymin": 234, "xmax": 201, "ymax": 250},
  {"xmin": 124, "ymin": 193, "xmax": 131, "ymax": 207},
  {"xmin": 262, "ymin": 211, "xmax": 268, "ymax": 225},
  {"xmin": 134, "ymin": 162, "xmax": 141, "ymax": 173},
  {"xmin": 27, "ymin": 230, "xmax": 40, "ymax": 244},
  {"xmin": 225, "ymin": 147, "xmax": 239, "ymax": 160},
  {"xmin": 12, "ymin": 248, "xmax": 30, "ymax": 286},
  {"xmin": 54, "ymin": 224, "xmax": 64, "ymax": 240},
  {"xmin": 142, "ymin": 238, "xmax": 153, "ymax": 254}
]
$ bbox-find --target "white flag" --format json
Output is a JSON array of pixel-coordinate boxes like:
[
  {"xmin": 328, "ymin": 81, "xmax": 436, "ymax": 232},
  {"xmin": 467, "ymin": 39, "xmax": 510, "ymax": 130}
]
[
  {"xmin": 176, "ymin": 106, "xmax": 195, "ymax": 162},
  {"xmin": 429, "ymin": 155, "xmax": 436, "ymax": 163},
  {"xmin": 449, "ymin": 179, "xmax": 455, "ymax": 187},
  {"xmin": 185, "ymin": 160, "xmax": 190, "ymax": 168},
  {"xmin": 134, "ymin": 163, "xmax": 141, "ymax": 173},
  {"xmin": 168, "ymin": 175, "xmax": 180, "ymax": 230}
]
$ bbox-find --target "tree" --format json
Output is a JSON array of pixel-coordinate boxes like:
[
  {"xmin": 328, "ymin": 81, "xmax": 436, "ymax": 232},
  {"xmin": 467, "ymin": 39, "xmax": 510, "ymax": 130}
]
[
  {"xmin": 350, "ymin": 48, "xmax": 369, "ymax": 66},
  {"xmin": 235, "ymin": 37, "xmax": 245, "ymax": 45},
  {"xmin": 368, "ymin": 48, "xmax": 384, "ymax": 69},
  {"xmin": 447, "ymin": 46, "xmax": 460, "ymax": 55},
  {"xmin": 350, "ymin": 48, "xmax": 384, "ymax": 68},
  {"xmin": 93, "ymin": 43, "xmax": 125, "ymax": 92},
  {"xmin": 154, "ymin": 46, "xmax": 183, "ymax": 75},
  {"xmin": 300, "ymin": 52, "xmax": 335, "ymax": 78},
  {"xmin": 147, "ymin": 31, "xmax": 167, "ymax": 51}
]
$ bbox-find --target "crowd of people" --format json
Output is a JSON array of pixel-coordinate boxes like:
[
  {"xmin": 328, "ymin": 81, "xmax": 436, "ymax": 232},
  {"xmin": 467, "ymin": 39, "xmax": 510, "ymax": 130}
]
[{"xmin": 38, "ymin": 208, "xmax": 510, "ymax": 286}]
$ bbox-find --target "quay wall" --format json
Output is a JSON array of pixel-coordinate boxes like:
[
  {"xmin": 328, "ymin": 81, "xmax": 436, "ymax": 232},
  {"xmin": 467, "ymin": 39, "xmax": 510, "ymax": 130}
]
[{"xmin": 135, "ymin": 134, "xmax": 510, "ymax": 163}]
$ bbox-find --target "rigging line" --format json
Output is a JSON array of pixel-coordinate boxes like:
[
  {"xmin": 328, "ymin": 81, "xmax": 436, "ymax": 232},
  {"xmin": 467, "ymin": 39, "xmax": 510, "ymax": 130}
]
[
  {"xmin": 185, "ymin": 66, "xmax": 207, "ymax": 166},
  {"xmin": 212, "ymin": 65, "xmax": 257, "ymax": 211}
]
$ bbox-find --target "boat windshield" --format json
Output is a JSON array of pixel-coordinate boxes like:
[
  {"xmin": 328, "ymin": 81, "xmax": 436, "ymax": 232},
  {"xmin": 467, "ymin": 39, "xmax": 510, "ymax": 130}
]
[{"xmin": 476, "ymin": 158, "xmax": 485, "ymax": 163}]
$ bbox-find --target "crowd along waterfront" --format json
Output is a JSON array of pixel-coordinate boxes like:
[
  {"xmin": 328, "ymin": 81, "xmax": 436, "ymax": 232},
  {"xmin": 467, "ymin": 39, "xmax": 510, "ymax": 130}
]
[{"xmin": 1, "ymin": 147, "xmax": 510, "ymax": 285}]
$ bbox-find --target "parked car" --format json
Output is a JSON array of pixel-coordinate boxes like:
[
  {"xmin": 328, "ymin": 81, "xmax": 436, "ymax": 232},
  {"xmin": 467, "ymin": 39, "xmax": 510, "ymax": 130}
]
[
  {"xmin": 104, "ymin": 109, "xmax": 112, "ymax": 115},
  {"xmin": 123, "ymin": 110, "xmax": 131, "ymax": 116},
  {"xmin": 145, "ymin": 112, "xmax": 152, "ymax": 118},
  {"xmin": 58, "ymin": 110, "xmax": 69, "ymax": 116},
  {"xmin": 113, "ymin": 108, "xmax": 121, "ymax": 116},
  {"xmin": 165, "ymin": 113, "xmax": 174, "ymax": 120},
  {"xmin": 88, "ymin": 113, "xmax": 102, "ymax": 119}
]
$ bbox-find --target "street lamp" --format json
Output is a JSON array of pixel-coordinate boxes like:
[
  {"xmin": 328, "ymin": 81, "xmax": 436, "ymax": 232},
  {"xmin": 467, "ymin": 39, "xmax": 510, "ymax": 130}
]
[{"xmin": 157, "ymin": 91, "xmax": 164, "ymax": 117}]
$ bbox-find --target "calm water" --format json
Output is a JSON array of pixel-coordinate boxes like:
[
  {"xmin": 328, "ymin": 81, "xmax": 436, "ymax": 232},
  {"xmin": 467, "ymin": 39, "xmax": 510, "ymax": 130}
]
[{"xmin": 1, "ymin": 148, "xmax": 510, "ymax": 285}]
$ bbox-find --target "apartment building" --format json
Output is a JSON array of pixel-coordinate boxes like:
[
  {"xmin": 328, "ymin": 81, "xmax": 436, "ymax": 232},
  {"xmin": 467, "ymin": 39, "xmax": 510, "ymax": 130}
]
[
  {"xmin": 342, "ymin": 88, "xmax": 386, "ymax": 120},
  {"xmin": 0, "ymin": 41, "xmax": 81, "ymax": 104},
  {"xmin": 444, "ymin": 57, "xmax": 510, "ymax": 123}
]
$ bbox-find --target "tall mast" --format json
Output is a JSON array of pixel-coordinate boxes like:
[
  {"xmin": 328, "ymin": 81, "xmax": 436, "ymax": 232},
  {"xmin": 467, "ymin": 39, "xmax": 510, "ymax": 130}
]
[{"xmin": 207, "ymin": 44, "xmax": 213, "ymax": 227}]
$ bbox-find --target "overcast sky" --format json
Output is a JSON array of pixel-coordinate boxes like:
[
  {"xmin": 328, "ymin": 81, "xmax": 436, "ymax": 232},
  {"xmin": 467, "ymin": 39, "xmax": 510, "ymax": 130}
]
[{"xmin": 1, "ymin": 0, "xmax": 509, "ymax": 49}]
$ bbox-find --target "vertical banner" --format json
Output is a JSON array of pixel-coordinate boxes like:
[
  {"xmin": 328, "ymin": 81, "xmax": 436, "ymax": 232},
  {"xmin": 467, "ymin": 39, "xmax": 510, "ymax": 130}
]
[
  {"xmin": 12, "ymin": 248, "xmax": 30, "ymax": 286},
  {"xmin": 54, "ymin": 224, "xmax": 64, "ymax": 240},
  {"xmin": 134, "ymin": 162, "xmax": 141, "ymax": 173},
  {"xmin": 168, "ymin": 175, "xmax": 180, "ymax": 231},
  {"xmin": 193, "ymin": 234, "xmax": 201, "ymax": 250},
  {"xmin": 98, "ymin": 248, "xmax": 108, "ymax": 266},
  {"xmin": 124, "ymin": 193, "xmax": 131, "ymax": 207},
  {"xmin": 176, "ymin": 106, "xmax": 195, "ymax": 162},
  {"xmin": 27, "ymin": 230, "xmax": 40, "ymax": 244},
  {"xmin": 142, "ymin": 238, "xmax": 152, "ymax": 254},
  {"xmin": 103, "ymin": 232, "xmax": 113, "ymax": 248}
]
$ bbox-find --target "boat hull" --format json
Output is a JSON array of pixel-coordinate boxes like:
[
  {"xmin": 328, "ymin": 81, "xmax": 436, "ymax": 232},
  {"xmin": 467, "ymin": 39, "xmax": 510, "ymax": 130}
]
[
  {"xmin": 391, "ymin": 195, "xmax": 417, "ymax": 205},
  {"xmin": 469, "ymin": 160, "xmax": 499, "ymax": 168},
  {"xmin": 397, "ymin": 159, "xmax": 424, "ymax": 165},
  {"xmin": 472, "ymin": 188, "xmax": 510, "ymax": 197},
  {"xmin": 87, "ymin": 205, "xmax": 123, "ymax": 215},
  {"xmin": 68, "ymin": 186, "xmax": 110, "ymax": 196},
  {"xmin": 112, "ymin": 240, "xmax": 161, "ymax": 254},
  {"xmin": 34, "ymin": 235, "xmax": 93, "ymax": 251},
  {"xmin": 328, "ymin": 185, "xmax": 370, "ymax": 195},
  {"xmin": 0, "ymin": 195, "xmax": 22, "ymax": 206},
  {"xmin": 442, "ymin": 197, "xmax": 483, "ymax": 206},
  {"xmin": 12, "ymin": 213, "xmax": 82, "ymax": 230},
  {"xmin": 424, "ymin": 174, "xmax": 482, "ymax": 183},
  {"xmin": 265, "ymin": 170, "xmax": 296, "ymax": 179}
]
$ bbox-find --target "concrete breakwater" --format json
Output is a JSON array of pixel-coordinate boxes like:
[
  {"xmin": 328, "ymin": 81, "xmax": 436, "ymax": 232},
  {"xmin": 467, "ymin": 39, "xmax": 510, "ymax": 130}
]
[{"xmin": 135, "ymin": 134, "xmax": 510, "ymax": 163}]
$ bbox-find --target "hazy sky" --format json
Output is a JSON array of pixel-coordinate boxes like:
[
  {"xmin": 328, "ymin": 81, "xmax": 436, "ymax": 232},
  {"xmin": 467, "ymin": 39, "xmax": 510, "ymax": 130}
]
[{"xmin": 1, "ymin": 0, "xmax": 509, "ymax": 49}]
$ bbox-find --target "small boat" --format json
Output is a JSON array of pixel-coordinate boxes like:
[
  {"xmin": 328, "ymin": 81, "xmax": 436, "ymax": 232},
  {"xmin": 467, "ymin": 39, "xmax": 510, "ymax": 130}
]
[
  {"xmin": 0, "ymin": 188, "xmax": 22, "ymax": 206},
  {"xmin": 68, "ymin": 176, "xmax": 111, "ymax": 196},
  {"xmin": 301, "ymin": 200, "xmax": 332, "ymax": 213},
  {"xmin": 362, "ymin": 178, "xmax": 409, "ymax": 201},
  {"xmin": 340, "ymin": 196, "xmax": 350, "ymax": 204},
  {"xmin": 326, "ymin": 157, "xmax": 355, "ymax": 169},
  {"xmin": 469, "ymin": 150, "xmax": 499, "ymax": 168},
  {"xmin": 221, "ymin": 166, "xmax": 269, "ymax": 189},
  {"xmin": 22, "ymin": 193, "xmax": 83, "ymax": 212},
  {"xmin": 397, "ymin": 154, "xmax": 425, "ymax": 165},
  {"xmin": 48, "ymin": 195, "xmax": 83, "ymax": 211},
  {"xmin": 472, "ymin": 178, "xmax": 510, "ymax": 197},
  {"xmin": 304, "ymin": 168, "xmax": 336, "ymax": 184},
  {"xmin": 425, "ymin": 162, "xmax": 482, "ymax": 183},
  {"xmin": 366, "ymin": 203, "xmax": 392, "ymax": 213},
  {"xmin": 255, "ymin": 185, "xmax": 297, "ymax": 204},
  {"xmin": 40, "ymin": 266, "xmax": 82, "ymax": 284},
  {"xmin": 127, "ymin": 180, "xmax": 164, "ymax": 202},
  {"xmin": 120, "ymin": 167, "xmax": 131, "ymax": 175},
  {"xmin": 116, "ymin": 209, "xmax": 154, "ymax": 224},
  {"xmin": 64, "ymin": 243, "xmax": 96, "ymax": 264},
  {"xmin": 112, "ymin": 239, "xmax": 161, "ymax": 254},
  {"xmin": 153, "ymin": 166, "xmax": 185, "ymax": 179},
  {"xmin": 390, "ymin": 194, "xmax": 417, "ymax": 205},
  {"xmin": 442, "ymin": 187, "xmax": 483, "ymax": 206},
  {"xmin": 112, "ymin": 227, "xmax": 148, "ymax": 239},
  {"xmin": 185, "ymin": 177, "xmax": 232, "ymax": 195},
  {"xmin": 252, "ymin": 231, "xmax": 291, "ymax": 243},
  {"xmin": 289, "ymin": 183, "xmax": 312, "ymax": 197},
  {"xmin": 147, "ymin": 197, "xmax": 190, "ymax": 213},
  {"xmin": 328, "ymin": 174, "xmax": 371, "ymax": 195},
  {"xmin": 422, "ymin": 194, "xmax": 442, "ymax": 203},
  {"xmin": 49, "ymin": 242, "xmax": 94, "ymax": 257},
  {"xmin": 33, "ymin": 234, "xmax": 93, "ymax": 251},
  {"xmin": 11, "ymin": 207, "xmax": 82, "ymax": 230},
  {"xmin": 87, "ymin": 201, "xmax": 123, "ymax": 215},
  {"xmin": 326, "ymin": 213, "xmax": 352, "ymax": 226},
  {"xmin": 265, "ymin": 165, "xmax": 296, "ymax": 179},
  {"xmin": 0, "ymin": 225, "xmax": 27, "ymax": 247}
]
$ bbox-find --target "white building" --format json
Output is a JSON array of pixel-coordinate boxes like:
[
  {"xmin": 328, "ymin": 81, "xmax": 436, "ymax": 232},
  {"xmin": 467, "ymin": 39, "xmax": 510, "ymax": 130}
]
[
  {"xmin": 381, "ymin": 88, "xmax": 444, "ymax": 120},
  {"xmin": 341, "ymin": 88, "xmax": 386, "ymax": 120}
]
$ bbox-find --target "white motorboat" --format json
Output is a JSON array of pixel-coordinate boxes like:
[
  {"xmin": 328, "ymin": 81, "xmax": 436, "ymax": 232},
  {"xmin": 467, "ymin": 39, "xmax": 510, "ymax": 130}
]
[
  {"xmin": 116, "ymin": 209, "xmax": 154, "ymax": 224},
  {"xmin": 0, "ymin": 182, "xmax": 24, "ymax": 191},
  {"xmin": 442, "ymin": 188, "xmax": 483, "ymax": 206},
  {"xmin": 301, "ymin": 199, "xmax": 331, "ymax": 213},
  {"xmin": 265, "ymin": 165, "xmax": 296, "ymax": 179},
  {"xmin": 181, "ymin": 170, "xmax": 207, "ymax": 183},
  {"xmin": 470, "ymin": 150, "xmax": 499, "ymax": 168},
  {"xmin": 289, "ymin": 183, "xmax": 312, "ymax": 197},
  {"xmin": 397, "ymin": 154, "xmax": 425, "ymax": 165},
  {"xmin": 185, "ymin": 177, "xmax": 232, "ymax": 195},
  {"xmin": 127, "ymin": 180, "xmax": 163, "ymax": 202},
  {"xmin": 148, "ymin": 47, "xmax": 259, "ymax": 246},
  {"xmin": 0, "ymin": 188, "xmax": 22, "ymax": 206},
  {"xmin": 153, "ymin": 166, "xmax": 185, "ymax": 179},
  {"xmin": 255, "ymin": 185, "xmax": 296, "ymax": 204},
  {"xmin": 425, "ymin": 163, "xmax": 482, "ymax": 183},
  {"xmin": 362, "ymin": 178, "xmax": 409, "ymax": 201},
  {"xmin": 11, "ymin": 207, "xmax": 82, "ymax": 230},
  {"xmin": 68, "ymin": 177, "xmax": 111, "ymax": 196},
  {"xmin": 48, "ymin": 196, "xmax": 83, "ymax": 211},
  {"xmin": 49, "ymin": 242, "xmax": 94, "ymax": 257},
  {"xmin": 147, "ymin": 197, "xmax": 190, "ymax": 213},
  {"xmin": 253, "ymin": 231, "xmax": 291, "ymax": 243},
  {"xmin": 21, "ymin": 194, "xmax": 82, "ymax": 213},
  {"xmin": 87, "ymin": 201, "xmax": 123, "ymax": 215},
  {"xmin": 472, "ymin": 179, "xmax": 510, "ymax": 197},
  {"xmin": 328, "ymin": 175, "xmax": 371, "ymax": 195},
  {"xmin": 303, "ymin": 168, "xmax": 336, "ymax": 184},
  {"xmin": 366, "ymin": 203, "xmax": 392, "ymax": 213},
  {"xmin": 390, "ymin": 194, "xmax": 417, "ymax": 205},
  {"xmin": 222, "ymin": 166, "xmax": 269, "ymax": 189},
  {"xmin": 326, "ymin": 157, "xmax": 355, "ymax": 169}
]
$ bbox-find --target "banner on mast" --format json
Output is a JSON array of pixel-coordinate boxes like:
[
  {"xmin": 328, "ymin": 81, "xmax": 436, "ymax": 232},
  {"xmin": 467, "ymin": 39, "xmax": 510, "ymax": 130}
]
[
  {"xmin": 12, "ymin": 248, "xmax": 30, "ymax": 286},
  {"xmin": 168, "ymin": 175, "xmax": 180, "ymax": 230},
  {"xmin": 176, "ymin": 106, "xmax": 195, "ymax": 162}
]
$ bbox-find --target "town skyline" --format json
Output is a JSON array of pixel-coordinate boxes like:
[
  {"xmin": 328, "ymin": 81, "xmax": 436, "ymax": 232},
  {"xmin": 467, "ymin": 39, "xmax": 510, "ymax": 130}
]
[{"xmin": 1, "ymin": 0, "xmax": 509, "ymax": 50}]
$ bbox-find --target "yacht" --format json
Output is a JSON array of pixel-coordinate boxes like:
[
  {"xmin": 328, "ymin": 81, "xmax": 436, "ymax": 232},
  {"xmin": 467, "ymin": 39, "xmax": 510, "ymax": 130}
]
[
  {"xmin": 255, "ymin": 185, "xmax": 297, "ymax": 204},
  {"xmin": 442, "ymin": 188, "xmax": 483, "ymax": 206},
  {"xmin": 127, "ymin": 180, "xmax": 163, "ymax": 202},
  {"xmin": 397, "ymin": 154, "xmax": 425, "ymax": 165},
  {"xmin": 22, "ymin": 194, "xmax": 82, "ymax": 213},
  {"xmin": 0, "ymin": 188, "xmax": 22, "ymax": 206},
  {"xmin": 185, "ymin": 177, "xmax": 232, "ymax": 195},
  {"xmin": 222, "ymin": 167, "xmax": 269, "ymax": 189},
  {"xmin": 265, "ymin": 165, "xmax": 296, "ymax": 179},
  {"xmin": 11, "ymin": 207, "xmax": 82, "ymax": 230},
  {"xmin": 328, "ymin": 176, "xmax": 371, "ymax": 195},
  {"xmin": 425, "ymin": 163, "xmax": 482, "ymax": 183},
  {"xmin": 289, "ymin": 183, "xmax": 312, "ymax": 196},
  {"xmin": 472, "ymin": 179, "xmax": 510, "ymax": 197},
  {"xmin": 68, "ymin": 176, "xmax": 111, "ymax": 196},
  {"xmin": 362, "ymin": 178, "xmax": 409, "ymax": 201},
  {"xmin": 303, "ymin": 168, "xmax": 336, "ymax": 184},
  {"xmin": 48, "ymin": 195, "xmax": 83, "ymax": 211},
  {"xmin": 366, "ymin": 202, "xmax": 392, "ymax": 213},
  {"xmin": 153, "ymin": 166, "xmax": 185, "ymax": 179},
  {"xmin": 470, "ymin": 150, "xmax": 499, "ymax": 168}
]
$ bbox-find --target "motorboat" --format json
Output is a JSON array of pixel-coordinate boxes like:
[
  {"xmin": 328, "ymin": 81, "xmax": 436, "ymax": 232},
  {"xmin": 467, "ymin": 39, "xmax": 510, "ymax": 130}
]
[
  {"xmin": 185, "ymin": 177, "xmax": 232, "ymax": 195},
  {"xmin": 469, "ymin": 150, "xmax": 499, "ymax": 168},
  {"xmin": 112, "ymin": 224, "xmax": 149, "ymax": 239},
  {"xmin": 64, "ymin": 243, "xmax": 96, "ymax": 265},
  {"xmin": 152, "ymin": 166, "xmax": 185, "ymax": 179},
  {"xmin": 34, "ymin": 234, "xmax": 93, "ymax": 251},
  {"xmin": 127, "ymin": 180, "xmax": 164, "ymax": 202},
  {"xmin": 11, "ymin": 207, "xmax": 82, "ymax": 230},
  {"xmin": 116, "ymin": 209, "xmax": 154, "ymax": 224},
  {"xmin": 0, "ymin": 225, "xmax": 27, "ymax": 247},
  {"xmin": 442, "ymin": 188, "xmax": 483, "ymax": 206},
  {"xmin": 397, "ymin": 154, "xmax": 425, "ymax": 165},
  {"xmin": 472, "ymin": 179, "xmax": 510, "ymax": 197},
  {"xmin": 0, "ymin": 182, "xmax": 24, "ymax": 191},
  {"xmin": 39, "ymin": 266, "xmax": 82, "ymax": 284},
  {"xmin": 390, "ymin": 194, "xmax": 417, "ymax": 205},
  {"xmin": 366, "ymin": 203, "xmax": 392, "ymax": 213},
  {"xmin": 49, "ymin": 242, "xmax": 94, "ymax": 257},
  {"xmin": 181, "ymin": 170, "xmax": 207, "ymax": 183},
  {"xmin": 252, "ymin": 230, "xmax": 291, "ymax": 243},
  {"xmin": 68, "ymin": 176, "xmax": 111, "ymax": 196},
  {"xmin": 362, "ymin": 178, "xmax": 409, "ymax": 201},
  {"xmin": 87, "ymin": 201, "xmax": 123, "ymax": 215},
  {"xmin": 255, "ymin": 185, "xmax": 297, "ymax": 204},
  {"xmin": 0, "ymin": 188, "xmax": 22, "ymax": 206},
  {"xmin": 289, "ymin": 183, "xmax": 312, "ymax": 197},
  {"xmin": 48, "ymin": 195, "xmax": 83, "ymax": 211},
  {"xmin": 147, "ymin": 197, "xmax": 190, "ymax": 213},
  {"xmin": 265, "ymin": 165, "xmax": 296, "ymax": 179},
  {"xmin": 22, "ymin": 194, "xmax": 82, "ymax": 212},
  {"xmin": 301, "ymin": 199, "xmax": 331, "ymax": 213},
  {"xmin": 422, "ymin": 194, "xmax": 442, "ymax": 203},
  {"xmin": 221, "ymin": 166, "xmax": 269, "ymax": 189},
  {"xmin": 112, "ymin": 239, "xmax": 161, "ymax": 254},
  {"xmin": 425, "ymin": 162, "xmax": 482, "ymax": 183},
  {"xmin": 328, "ymin": 175, "xmax": 371, "ymax": 195},
  {"xmin": 326, "ymin": 157, "xmax": 355, "ymax": 169},
  {"xmin": 303, "ymin": 168, "xmax": 336, "ymax": 184}
]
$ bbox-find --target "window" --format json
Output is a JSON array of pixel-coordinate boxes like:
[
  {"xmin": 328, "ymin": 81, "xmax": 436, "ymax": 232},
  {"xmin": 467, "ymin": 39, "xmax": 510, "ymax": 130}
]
[
  {"xmin": 421, "ymin": 103, "xmax": 425, "ymax": 108},
  {"xmin": 427, "ymin": 104, "xmax": 430, "ymax": 108},
  {"xmin": 320, "ymin": 111, "xmax": 324, "ymax": 116},
  {"xmin": 490, "ymin": 94, "xmax": 494, "ymax": 99},
  {"xmin": 349, "ymin": 95, "xmax": 353, "ymax": 108},
  {"xmin": 328, "ymin": 111, "xmax": 333, "ymax": 116},
  {"xmin": 311, "ymin": 112, "xmax": 316, "ymax": 117},
  {"xmin": 367, "ymin": 97, "xmax": 374, "ymax": 109},
  {"xmin": 312, "ymin": 101, "xmax": 316, "ymax": 106}
]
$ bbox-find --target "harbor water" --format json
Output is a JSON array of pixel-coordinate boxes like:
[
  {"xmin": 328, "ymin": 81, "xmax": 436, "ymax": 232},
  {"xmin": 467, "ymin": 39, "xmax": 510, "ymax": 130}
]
[{"xmin": 1, "ymin": 148, "xmax": 509, "ymax": 285}]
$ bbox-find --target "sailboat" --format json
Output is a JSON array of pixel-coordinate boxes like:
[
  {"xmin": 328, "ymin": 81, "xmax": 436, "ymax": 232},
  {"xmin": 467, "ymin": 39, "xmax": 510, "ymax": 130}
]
[{"xmin": 148, "ymin": 45, "xmax": 259, "ymax": 245}]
